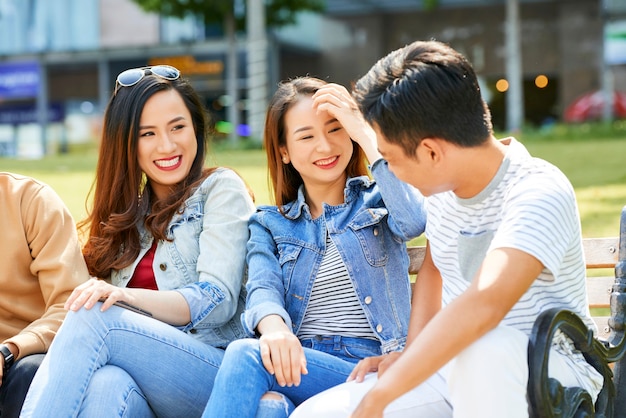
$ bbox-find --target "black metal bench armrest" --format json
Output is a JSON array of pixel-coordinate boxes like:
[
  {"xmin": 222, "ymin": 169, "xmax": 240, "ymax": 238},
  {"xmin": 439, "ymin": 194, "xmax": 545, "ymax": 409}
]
[{"xmin": 528, "ymin": 308, "xmax": 626, "ymax": 417}]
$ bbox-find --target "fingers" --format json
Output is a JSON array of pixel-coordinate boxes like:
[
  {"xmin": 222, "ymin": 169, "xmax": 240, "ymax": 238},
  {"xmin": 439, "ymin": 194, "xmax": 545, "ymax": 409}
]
[
  {"xmin": 378, "ymin": 351, "xmax": 401, "ymax": 377},
  {"xmin": 313, "ymin": 83, "xmax": 351, "ymax": 101},
  {"xmin": 312, "ymin": 84, "xmax": 357, "ymax": 114},
  {"xmin": 259, "ymin": 332, "xmax": 306, "ymax": 387},
  {"xmin": 274, "ymin": 341, "xmax": 304, "ymax": 387},
  {"xmin": 287, "ymin": 342, "xmax": 307, "ymax": 386},
  {"xmin": 65, "ymin": 278, "xmax": 124, "ymax": 312},
  {"xmin": 259, "ymin": 339, "xmax": 275, "ymax": 376},
  {"xmin": 347, "ymin": 355, "xmax": 386, "ymax": 383}
]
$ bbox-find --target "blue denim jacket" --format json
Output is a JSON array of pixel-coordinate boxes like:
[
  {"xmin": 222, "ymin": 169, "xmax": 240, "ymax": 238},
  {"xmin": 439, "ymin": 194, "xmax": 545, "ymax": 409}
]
[
  {"xmin": 111, "ymin": 168, "xmax": 256, "ymax": 348},
  {"xmin": 243, "ymin": 159, "xmax": 426, "ymax": 354}
]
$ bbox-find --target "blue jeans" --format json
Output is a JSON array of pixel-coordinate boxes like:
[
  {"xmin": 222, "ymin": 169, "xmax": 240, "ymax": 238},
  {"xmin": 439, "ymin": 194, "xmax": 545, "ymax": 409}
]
[
  {"xmin": 202, "ymin": 336, "xmax": 382, "ymax": 418},
  {"xmin": 20, "ymin": 304, "xmax": 227, "ymax": 418}
]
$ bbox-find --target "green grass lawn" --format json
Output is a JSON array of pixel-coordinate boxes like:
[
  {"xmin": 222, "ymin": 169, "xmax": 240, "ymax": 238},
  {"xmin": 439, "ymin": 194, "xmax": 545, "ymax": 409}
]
[
  {"xmin": 523, "ymin": 138, "xmax": 626, "ymax": 238},
  {"xmin": 1, "ymin": 134, "xmax": 625, "ymax": 240}
]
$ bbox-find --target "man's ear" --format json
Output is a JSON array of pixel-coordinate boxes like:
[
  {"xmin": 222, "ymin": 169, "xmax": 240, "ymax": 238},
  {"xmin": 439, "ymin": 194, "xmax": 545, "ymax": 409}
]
[{"xmin": 418, "ymin": 137, "xmax": 442, "ymax": 163}]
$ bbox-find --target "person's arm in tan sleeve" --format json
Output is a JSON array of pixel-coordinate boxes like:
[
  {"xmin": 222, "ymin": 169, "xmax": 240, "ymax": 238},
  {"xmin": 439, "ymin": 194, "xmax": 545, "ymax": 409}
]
[{"xmin": 4, "ymin": 183, "xmax": 89, "ymax": 360}]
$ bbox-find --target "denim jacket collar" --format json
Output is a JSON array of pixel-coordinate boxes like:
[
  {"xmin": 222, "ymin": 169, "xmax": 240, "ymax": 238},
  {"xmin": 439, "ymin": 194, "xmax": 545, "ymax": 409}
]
[{"xmin": 281, "ymin": 175, "xmax": 375, "ymax": 220}]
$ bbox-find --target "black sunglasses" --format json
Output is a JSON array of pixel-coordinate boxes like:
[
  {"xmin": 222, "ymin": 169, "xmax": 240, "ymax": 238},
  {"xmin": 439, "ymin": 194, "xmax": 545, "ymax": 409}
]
[{"xmin": 115, "ymin": 65, "xmax": 180, "ymax": 91}]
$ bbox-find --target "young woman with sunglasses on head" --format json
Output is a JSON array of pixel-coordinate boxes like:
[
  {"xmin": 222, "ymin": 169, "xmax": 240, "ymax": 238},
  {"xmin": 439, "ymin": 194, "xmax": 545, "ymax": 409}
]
[
  {"xmin": 201, "ymin": 77, "xmax": 427, "ymax": 418},
  {"xmin": 20, "ymin": 66, "xmax": 256, "ymax": 418}
]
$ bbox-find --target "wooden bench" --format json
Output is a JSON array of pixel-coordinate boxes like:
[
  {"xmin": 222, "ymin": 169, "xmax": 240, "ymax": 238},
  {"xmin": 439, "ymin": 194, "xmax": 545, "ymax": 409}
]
[{"xmin": 405, "ymin": 205, "xmax": 626, "ymax": 417}]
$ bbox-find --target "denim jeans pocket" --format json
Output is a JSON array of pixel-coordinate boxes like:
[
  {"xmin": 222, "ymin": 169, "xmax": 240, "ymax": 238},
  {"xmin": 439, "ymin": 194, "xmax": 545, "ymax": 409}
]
[
  {"xmin": 302, "ymin": 336, "xmax": 381, "ymax": 363},
  {"xmin": 342, "ymin": 339, "xmax": 382, "ymax": 360}
]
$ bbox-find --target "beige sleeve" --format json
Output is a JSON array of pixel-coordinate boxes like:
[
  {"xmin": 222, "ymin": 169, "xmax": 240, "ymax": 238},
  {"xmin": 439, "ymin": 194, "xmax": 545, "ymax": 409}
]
[{"xmin": 4, "ymin": 183, "xmax": 89, "ymax": 359}]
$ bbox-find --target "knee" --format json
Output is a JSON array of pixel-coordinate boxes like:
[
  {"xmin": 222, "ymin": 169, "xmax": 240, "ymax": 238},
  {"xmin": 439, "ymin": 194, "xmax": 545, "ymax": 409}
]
[
  {"xmin": 87, "ymin": 365, "xmax": 142, "ymax": 403},
  {"xmin": 223, "ymin": 338, "xmax": 261, "ymax": 363},
  {"xmin": 258, "ymin": 391, "xmax": 294, "ymax": 418},
  {"xmin": 61, "ymin": 304, "xmax": 125, "ymax": 339},
  {"xmin": 89, "ymin": 365, "xmax": 133, "ymax": 390},
  {"xmin": 260, "ymin": 391, "xmax": 284, "ymax": 401},
  {"xmin": 62, "ymin": 306, "xmax": 102, "ymax": 332}
]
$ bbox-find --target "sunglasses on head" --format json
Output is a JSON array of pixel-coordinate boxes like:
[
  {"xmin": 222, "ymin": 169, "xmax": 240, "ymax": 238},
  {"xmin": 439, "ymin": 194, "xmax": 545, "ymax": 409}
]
[{"xmin": 115, "ymin": 65, "xmax": 180, "ymax": 91}]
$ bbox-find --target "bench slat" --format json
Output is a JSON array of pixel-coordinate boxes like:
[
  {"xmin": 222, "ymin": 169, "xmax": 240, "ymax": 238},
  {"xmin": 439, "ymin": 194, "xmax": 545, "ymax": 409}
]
[
  {"xmin": 408, "ymin": 237, "xmax": 618, "ymax": 274},
  {"xmin": 586, "ymin": 276, "xmax": 613, "ymax": 309},
  {"xmin": 407, "ymin": 246, "xmax": 426, "ymax": 275},
  {"xmin": 594, "ymin": 316, "xmax": 611, "ymax": 340},
  {"xmin": 583, "ymin": 237, "xmax": 619, "ymax": 268}
]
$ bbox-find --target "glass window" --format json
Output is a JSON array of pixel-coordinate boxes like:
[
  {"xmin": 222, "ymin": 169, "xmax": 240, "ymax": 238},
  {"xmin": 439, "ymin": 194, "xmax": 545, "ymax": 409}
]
[{"xmin": 0, "ymin": 0, "xmax": 98, "ymax": 54}]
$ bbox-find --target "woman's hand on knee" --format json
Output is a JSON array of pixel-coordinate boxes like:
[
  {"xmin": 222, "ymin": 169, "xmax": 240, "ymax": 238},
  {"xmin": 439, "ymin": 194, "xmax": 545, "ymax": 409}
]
[
  {"xmin": 259, "ymin": 331, "xmax": 308, "ymax": 388},
  {"xmin": 65, "ymin": 278, "xmax": 128, "ymax": 312}
]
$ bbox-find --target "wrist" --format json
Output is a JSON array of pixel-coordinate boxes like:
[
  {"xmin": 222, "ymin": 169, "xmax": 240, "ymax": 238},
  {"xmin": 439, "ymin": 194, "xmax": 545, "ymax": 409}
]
[
  {"xmin": 0, "ymin": 343, "xmax": 16, "ymax": 371},
  {"xmin": 367, "ymin": 380, "xmax": 399, "ymax": 409}
]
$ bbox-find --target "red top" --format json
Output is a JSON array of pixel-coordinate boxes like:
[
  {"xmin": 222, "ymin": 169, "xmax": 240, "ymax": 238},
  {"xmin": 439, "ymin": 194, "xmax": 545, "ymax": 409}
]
[{"xmin": 127, "ymin": 241, "xmax": 158, "ymax": 290}]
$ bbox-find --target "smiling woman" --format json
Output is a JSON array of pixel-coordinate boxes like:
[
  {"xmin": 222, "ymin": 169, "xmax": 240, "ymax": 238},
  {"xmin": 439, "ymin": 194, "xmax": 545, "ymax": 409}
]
[
  {"xmin": 201, "ymin": 76, "xmax": 429, "ymax": 418},
  {"xmin": 20, "ymin": 66, "xmax": 256, "ymax": 418}
]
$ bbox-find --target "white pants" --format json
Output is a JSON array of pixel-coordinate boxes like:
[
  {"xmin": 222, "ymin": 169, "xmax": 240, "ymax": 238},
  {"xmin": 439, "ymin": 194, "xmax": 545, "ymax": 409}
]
[{"xmin": 290, "ymin": 326, "xmax": 590, "ymax": 418}]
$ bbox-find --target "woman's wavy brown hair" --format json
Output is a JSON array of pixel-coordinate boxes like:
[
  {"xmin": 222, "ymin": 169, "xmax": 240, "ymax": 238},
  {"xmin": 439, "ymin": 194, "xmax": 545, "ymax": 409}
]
[
  {"xmin": 79, "ymin": 73, "xmax": 216, "ymax": 278},
  {"xmin": 264, "ymin": 77, "xmax": 367, "ymax": 212}
]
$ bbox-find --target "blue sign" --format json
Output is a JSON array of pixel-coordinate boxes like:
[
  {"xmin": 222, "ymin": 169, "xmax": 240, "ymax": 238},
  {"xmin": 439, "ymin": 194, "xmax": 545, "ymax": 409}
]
[
  {"xmin": 0, "ymin": 103, "xmax": 64, "ymax": 124},
  {"xmin": 0, "ymin": 61, "xmax": 40, "ymax": 99}
]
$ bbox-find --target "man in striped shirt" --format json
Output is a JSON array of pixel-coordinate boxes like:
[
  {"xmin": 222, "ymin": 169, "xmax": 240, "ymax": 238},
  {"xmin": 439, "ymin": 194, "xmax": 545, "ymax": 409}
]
[{"xmin": 346, "ymin": 39, "xmax": 605, "ymax": 418}]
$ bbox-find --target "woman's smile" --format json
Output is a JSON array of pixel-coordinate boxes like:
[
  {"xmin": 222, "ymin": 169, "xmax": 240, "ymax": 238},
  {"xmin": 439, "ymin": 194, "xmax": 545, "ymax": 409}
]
[
  {"xmin": 314, "ymin": 155, "xmax": 340, "ymax": 169},
  {"xmin": 154, "ymin": 155, "xmax": 182, "ymax": 170}
]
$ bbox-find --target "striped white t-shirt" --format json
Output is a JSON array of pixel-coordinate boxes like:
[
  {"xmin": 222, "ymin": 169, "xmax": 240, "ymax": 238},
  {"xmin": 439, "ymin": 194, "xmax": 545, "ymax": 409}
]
[
  {"xmin": 298, "ymin": 233, "xmax": 377, "ymax": 340},
  {"xmin": 425, "ymin": 137, "xmax": 602, "ymax": 395}
]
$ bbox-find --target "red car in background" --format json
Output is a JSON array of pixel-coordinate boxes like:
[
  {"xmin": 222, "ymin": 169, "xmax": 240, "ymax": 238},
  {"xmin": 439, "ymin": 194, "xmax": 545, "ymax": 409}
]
[{"xmin": 563, "ymin": 90, "xmax": 626, "ymax": 123}]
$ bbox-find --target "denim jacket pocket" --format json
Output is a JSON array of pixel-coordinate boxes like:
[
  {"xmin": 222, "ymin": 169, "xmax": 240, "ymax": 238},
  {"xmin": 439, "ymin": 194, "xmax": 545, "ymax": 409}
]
[
  {"xmin": 348, "ymin": 208, "xmax": 389, "ymax": 267},
  {"xmin": 167, "ymin": 206, "xmax": 203, "ymax": 268},
  {"xmin": 457, "ymin": 229, "xmax": 495, "ymax": 283},
  {"xmin": 276, "ymin": 241, "xmax": 302, "ymax": 291}
]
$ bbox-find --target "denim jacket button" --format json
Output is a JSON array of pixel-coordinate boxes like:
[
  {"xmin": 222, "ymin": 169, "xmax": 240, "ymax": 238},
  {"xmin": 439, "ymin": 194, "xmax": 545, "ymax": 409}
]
[
  {"xmin": 373, "ymin": 228, "xmax": 379, "ymax": 236},
  {"xmin": 159, "ymin": 263, "xmax": 167, "ymax": 271},
  {"xmin": 376, "ymin": 324, "xmax": 383, "ymax": 333},
  {"xmin": 189, "ymin": 328, "xmax": 197, "ymax": 334},
  {"xmin": 364, "ymin": 296, "xmax": 373, "ymax": 304}
]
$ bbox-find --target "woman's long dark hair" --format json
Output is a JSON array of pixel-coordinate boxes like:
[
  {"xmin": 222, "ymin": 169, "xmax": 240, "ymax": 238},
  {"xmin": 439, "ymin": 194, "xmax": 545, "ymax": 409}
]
[{"xmin": 80, "ymin": 74, "xmax": 216, "ymax": 278}]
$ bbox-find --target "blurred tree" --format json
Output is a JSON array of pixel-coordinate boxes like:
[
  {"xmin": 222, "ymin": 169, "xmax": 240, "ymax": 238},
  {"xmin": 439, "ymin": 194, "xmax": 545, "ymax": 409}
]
[
  {"xmin": 424, "ymin": 0, "xmax": 439, "ymax": 10},
  {"xmin": 131, "ymin": 0, "xmax": 324, "ymax": 28},
  {"xmin": 131, "ymin": 0, "xmax": 324, "ymax": 141}
]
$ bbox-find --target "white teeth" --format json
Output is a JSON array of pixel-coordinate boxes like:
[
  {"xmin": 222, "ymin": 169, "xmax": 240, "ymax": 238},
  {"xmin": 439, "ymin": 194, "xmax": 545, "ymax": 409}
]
[
  {"xmin": 155, "ymin": 156, "xmax": 180, "ymax": 168},
  {"xmin": 315, "ymin": 156, "xmax": 337, "ymax": 166}
]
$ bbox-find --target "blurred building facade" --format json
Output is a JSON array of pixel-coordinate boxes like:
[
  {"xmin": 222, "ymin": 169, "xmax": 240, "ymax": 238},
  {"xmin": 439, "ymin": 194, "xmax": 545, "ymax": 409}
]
[
  {"xmin": 0, "ymin": 0, "xmax": 622, "ymax": 156},
  {"xmin": 302, "ymin": 0, "xmax": 626, "ymax": 130}
]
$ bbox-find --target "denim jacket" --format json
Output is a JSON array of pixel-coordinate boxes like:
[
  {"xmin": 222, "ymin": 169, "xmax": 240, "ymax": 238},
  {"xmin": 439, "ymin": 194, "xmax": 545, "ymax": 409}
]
[
  {"xmin": 243, "ymin": 159, "xmax": 426, "ymax": 354},
  {"xmin": 111, "ymin": 168, "xmax": 256, "ymax": 348}
]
